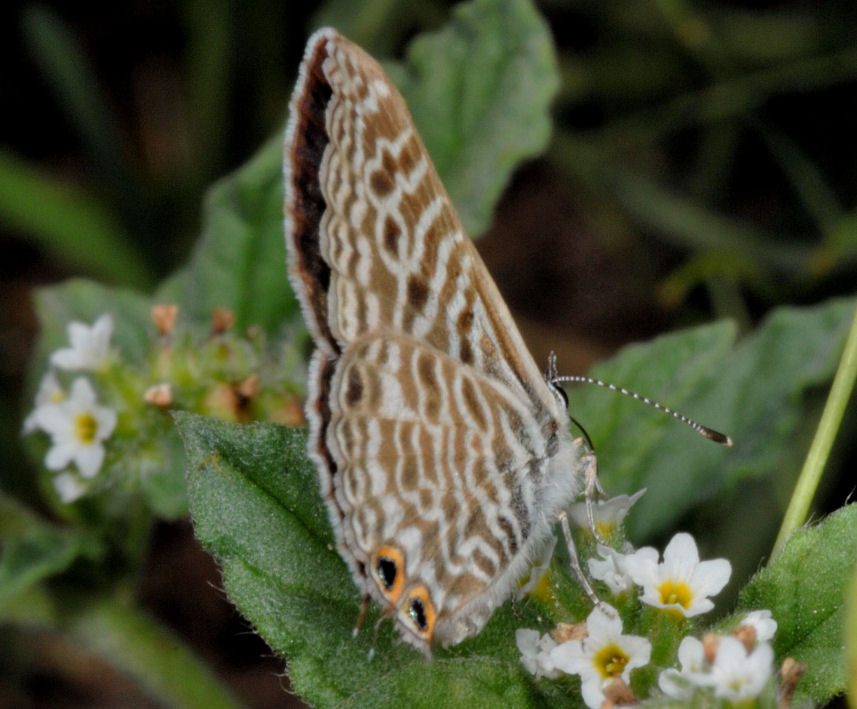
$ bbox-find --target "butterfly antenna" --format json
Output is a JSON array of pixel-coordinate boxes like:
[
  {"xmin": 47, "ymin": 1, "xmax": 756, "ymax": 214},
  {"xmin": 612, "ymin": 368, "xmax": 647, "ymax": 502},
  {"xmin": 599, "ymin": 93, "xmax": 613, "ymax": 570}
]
[{"xmin": 553, "ymin": 374, "xmax": 733, "ymax": 447}]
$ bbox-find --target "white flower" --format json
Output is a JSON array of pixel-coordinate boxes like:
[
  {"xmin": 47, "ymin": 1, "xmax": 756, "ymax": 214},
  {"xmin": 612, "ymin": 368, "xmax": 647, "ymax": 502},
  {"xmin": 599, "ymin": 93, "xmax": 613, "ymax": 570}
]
[
  {"xmin": 550, "ymin": 604, "xmax": 651, "ymax": 709},
  {"xmin": 588, "ymin": 544, "xmax": 658, "ymax": 595},
  {"xmin": 625, "ymin": 532, "xmax": 731, "ymax": 617},
  {"xmin": 52, "ymin": 471, "xmax": 88, "ymax": 503},
  {"xmin": 51, "ymin": 314, "xmax": 113, "ymax": 371},
  {"xmin": 516, "ymin": 628, "xmax": 560, "ymax": 679},
  {"xmin": 708, "ymin": 635, "xmax": 774, "ymax": 701},
  {"xmin": 32, "ymin": 377, "xmax": 116, "ymax": 478},
  {"xmin": 740, "ymin": 609, "xmax": 778, "ymax": 644},
  {"xmin": 658, "ymin": 635, "xmax": 707, "ymax": 698},
  {"xmin": 22, "ymin": 370, "xmax": 65, "ymax": 434},
  {"xmin": 568, "ymin": 489, "xmax": 646, "ymax": 536}
]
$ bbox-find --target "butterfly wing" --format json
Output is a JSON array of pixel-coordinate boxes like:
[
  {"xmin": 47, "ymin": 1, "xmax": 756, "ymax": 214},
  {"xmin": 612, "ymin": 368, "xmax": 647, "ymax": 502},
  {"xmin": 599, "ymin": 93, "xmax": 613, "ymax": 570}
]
[
  {"xmin": 285, "ymin": 29, "xmax": 552, "ymax": 411},
  {"xmin": 285, "ymin": 28, "xmax": 585, "ymax": 651}
]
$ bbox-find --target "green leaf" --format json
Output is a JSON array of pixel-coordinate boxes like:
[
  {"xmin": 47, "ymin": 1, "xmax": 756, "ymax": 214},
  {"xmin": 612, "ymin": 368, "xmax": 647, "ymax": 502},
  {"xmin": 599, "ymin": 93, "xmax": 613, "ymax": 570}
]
[
  {"xmin": 570, "ymin": 297, "xmax": 857, "ymax": 545},
  {"xmin": 159, "ymin": 135, "xmax": 300, "ymax": 336},
  {"xmin": 177, "ymin": 413, "xmax": 571, "ymax": 708},
  {"xmin": 737, "ymin": 504, "xmax": 857, "ymax": 706},
  {"xmin": 846, "ymin": 556, "xmax": 857, "ymax": 704},
  {"xmin": 389, "ymin": 0, "xmax": 560, "ymax": 236},
  {"xmin": 311, "ymin": 0, "xmax": 416, "ymax": 56},
  {"xmin": 66, "ymin": 596, "xmax": 245, "ymax": 709},
  {"xmin": 0, "ymin": 493, "xmax": 103, "ymax": 610},
  {"xmin": 0, "ymin": 149, "xmax": 150, "ymax": 289}
]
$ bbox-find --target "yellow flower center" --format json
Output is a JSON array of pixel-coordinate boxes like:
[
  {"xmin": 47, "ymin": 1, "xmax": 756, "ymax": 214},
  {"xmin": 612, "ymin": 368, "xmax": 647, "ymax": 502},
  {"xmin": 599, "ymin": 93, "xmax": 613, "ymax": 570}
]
[
  {"xmin": 74, "ymin": 412, "xmax": 98, "ymax": 444},
  {"xmin": 593, "ymin": 643, "xmax": 629, "ymax": 679},
  {"xmin": 657, "ymin": 579, "xmax": 693, "ymax": 608},
  {"xmin": 595, "ymin": 521, "xmax": 614, "ymax": 539}
]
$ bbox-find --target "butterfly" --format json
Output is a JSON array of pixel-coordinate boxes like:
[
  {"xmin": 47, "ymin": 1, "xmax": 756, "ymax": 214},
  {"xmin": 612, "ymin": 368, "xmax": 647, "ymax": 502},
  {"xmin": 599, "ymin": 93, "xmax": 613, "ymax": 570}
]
[{"xmin": 284, "ymin": 28, "xmax": 596, "ymax": 653}]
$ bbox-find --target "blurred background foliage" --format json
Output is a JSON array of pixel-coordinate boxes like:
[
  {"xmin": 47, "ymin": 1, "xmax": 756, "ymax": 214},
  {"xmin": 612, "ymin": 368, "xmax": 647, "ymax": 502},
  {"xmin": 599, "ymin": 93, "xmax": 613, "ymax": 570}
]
[{"xmin": 2, "ymin": 0, "xmax": 856, "ymax": 706}]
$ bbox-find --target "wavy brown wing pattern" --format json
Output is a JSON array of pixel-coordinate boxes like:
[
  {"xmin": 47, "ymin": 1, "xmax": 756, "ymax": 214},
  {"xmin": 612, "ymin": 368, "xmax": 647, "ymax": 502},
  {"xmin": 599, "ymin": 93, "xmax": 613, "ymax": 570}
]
[{"xmin": 284, "ymin": 27, "xmax": 591, "ymax": 653}]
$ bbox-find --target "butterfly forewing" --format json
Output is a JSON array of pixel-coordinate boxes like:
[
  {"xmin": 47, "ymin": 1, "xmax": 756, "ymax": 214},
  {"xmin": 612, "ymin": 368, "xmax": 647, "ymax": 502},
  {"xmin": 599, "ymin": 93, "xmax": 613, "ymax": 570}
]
[
  {"xmin": 285, "ymin": 28, "xmax": 589, "ymax": 652},
  {"xmin": 287, "ymin": 29, "xmax": 550, "ymax": 408}
]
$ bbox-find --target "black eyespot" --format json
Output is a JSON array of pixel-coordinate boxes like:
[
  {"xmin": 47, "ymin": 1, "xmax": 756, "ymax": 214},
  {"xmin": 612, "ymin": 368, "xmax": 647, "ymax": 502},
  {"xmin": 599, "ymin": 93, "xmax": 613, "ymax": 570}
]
[
  {"xmin": 376, "ymin": 556, "xmax": 397, "ymax": 591},
  {"xmin": 408, "ymin": 597, "xmax": 428, "ymax": 631}
]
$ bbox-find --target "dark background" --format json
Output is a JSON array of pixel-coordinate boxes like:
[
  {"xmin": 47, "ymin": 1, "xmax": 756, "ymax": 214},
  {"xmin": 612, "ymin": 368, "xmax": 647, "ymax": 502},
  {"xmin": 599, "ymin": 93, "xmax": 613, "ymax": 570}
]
[{"xmin": 2, "ymin": 1, "xmax": 855, "ymax": 706}]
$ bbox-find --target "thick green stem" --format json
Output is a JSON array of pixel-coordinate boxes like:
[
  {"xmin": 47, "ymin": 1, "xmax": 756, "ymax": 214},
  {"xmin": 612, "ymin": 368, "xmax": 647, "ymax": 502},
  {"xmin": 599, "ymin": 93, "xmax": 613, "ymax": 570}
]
[{"xmin": 774, "ymin": 304, "xmax": 857, "ymax": 554}]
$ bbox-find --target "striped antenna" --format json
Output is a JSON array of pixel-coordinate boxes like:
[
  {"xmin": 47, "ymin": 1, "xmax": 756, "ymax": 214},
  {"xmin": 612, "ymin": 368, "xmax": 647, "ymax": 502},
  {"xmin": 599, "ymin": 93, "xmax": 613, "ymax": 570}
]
[{"xmin": 553, "ymin": 372, "xmax": 733, "ymax": 447}]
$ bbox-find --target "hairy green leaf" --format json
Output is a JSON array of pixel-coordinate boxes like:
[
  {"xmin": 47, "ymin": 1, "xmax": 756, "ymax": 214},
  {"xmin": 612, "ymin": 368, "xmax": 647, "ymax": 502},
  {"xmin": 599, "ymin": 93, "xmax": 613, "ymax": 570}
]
[
  {"xmin": 0, "ymin": 493, "xmax": 103, "ymax": 611},
  {"xmin": 738, "ymin": 504, "xmax": 857, "ymax": 706},
  {"xmin": 571, "ymin": 297, "xmax": 856, "ymax": 548},
  {"xmin": 389, "ymin": 0, "xmax": 559, "ymax": 236},
  {"xmin": 178, "ymin": 413, "xmax": 576, "ymax": 708},
  {"xmin": 158, "ymin": 136, "xmax": 298, "ymax": 336}
]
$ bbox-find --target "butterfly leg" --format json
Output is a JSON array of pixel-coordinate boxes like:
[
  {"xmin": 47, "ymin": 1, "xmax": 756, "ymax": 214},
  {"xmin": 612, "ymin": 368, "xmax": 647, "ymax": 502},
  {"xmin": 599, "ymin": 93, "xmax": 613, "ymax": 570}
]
[
  {"xmin": 353, "ymin": 593, "xmax": 371, "ymax": 638},
  {"xmin": 558, "ymin": 509, "xmax": 600, "ymax": 606},
  {"xmin": 582, "ymin": 453, "xmax": 608, "ymax": 545}
]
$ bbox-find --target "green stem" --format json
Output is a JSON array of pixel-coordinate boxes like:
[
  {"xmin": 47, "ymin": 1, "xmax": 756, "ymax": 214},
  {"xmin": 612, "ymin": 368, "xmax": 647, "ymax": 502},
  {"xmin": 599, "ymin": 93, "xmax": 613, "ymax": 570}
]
[{"xmin": 774, "ymin": 304, "xmax": 857, "ymax": 554}]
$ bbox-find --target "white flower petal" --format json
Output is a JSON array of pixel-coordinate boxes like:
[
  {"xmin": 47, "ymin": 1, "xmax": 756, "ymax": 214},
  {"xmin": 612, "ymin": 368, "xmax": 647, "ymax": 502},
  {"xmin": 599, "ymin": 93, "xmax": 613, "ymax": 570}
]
[
  {"xmin": 516, "ymin": 629, "xmax": 559, "ymax": 679},
  {"xmin": 568, "ymin": 488, "xmax": 647, "ymax": 529},
  {"xmin": 37, "ymin": 370, "xmax": 64, "ymax": 405},
  {"xmin": 76, "ymin": 444, "xmax": 105, "ymax": 478},
  {"xmin": 690, "ymin": 558, "xmax": 732, "ymax": 596},
  {"xmin": 742, "ymin": 610, "xmax": 777, "ymax": 643},
  {"xmin": 579, "ymin": 675, "xmax": 607, "ymax": 709},
  {"xmin": 677, "ymin": 635, "xmax": 705, "ymax": 670},
  {"xmin": 709, "ymin": 636, "xmax": 774, "ymax": 700},
  {"xmin": 93, "ymin": 406, "xmax": 117, "ymax": 440},
  {"xmin": 68, "ymin": 377, "xmax": 97, "ymax": 408},
  {"xmin": 32, "ymin": 404, "xmax": 66, "ymax": 434},
  {"xmin": 658, "ymin": 636, "xmax": 709, "ymax": 697},
  {"xmin": 588, "ymin": 545, "xmax": 636, "ymax": 594},
  {"xmin": 51, "ymin": 315, "xmax": 113, "ymax": 371},
  {"xmin": 67, "ymin": 321, "xmax": 89, "ymax": 349},
  {"xmin": 663, "ymin": 532, "xmax": 700, "ymax": 577},
  {"xmin": 53, "ymin": 472, "xmax": 87, "ymax": 503},
  {"xmin": 682, "ymin": 598, "xmax": 714, "ymax": 617},
  {"xmin": 623, "ymin": 545, "xmax": 660, "ymax": 587},
  {"xmin": 585, "ymin": 604, "xmax": 623, "ymax": 644},
  {"xmin": 549, "ymin": 638, "xmax": 588, "ymax": 675},
  {"xmin": 50, "ymin": 348, "xmax": 82, "ymax": 370},
  {"xmin": 24, "ymin": 371, "xmax": 66, "ymax": 434},
  {"xmin": 45, "ymin": 441, "xmax": 76, "ymax": 470}
]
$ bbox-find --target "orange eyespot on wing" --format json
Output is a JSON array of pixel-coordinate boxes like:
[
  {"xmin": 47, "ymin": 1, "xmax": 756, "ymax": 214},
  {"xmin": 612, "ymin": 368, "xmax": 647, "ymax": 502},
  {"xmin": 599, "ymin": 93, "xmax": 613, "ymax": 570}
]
[
  {"xmin": 372, "ymin": 545, "xmax": 406, "ymax": 604},
  {"xmin": 401, "ymin": 584, "xmax": 437, "ymax": 640}
]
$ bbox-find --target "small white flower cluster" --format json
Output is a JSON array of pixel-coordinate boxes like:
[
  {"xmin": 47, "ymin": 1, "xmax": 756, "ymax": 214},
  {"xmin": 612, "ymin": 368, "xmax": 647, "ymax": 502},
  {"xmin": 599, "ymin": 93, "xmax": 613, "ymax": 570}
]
[
  {"xmin": 24, "ymin": 315, "xmax": 117, "ymax": 502},
  {"xmin": 516, "ymin": 502, "xmax": 778, "ymax": 708},
  {"xmin": 659, "ymin": 611, "xmax": 777, "ymax": 702}
]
